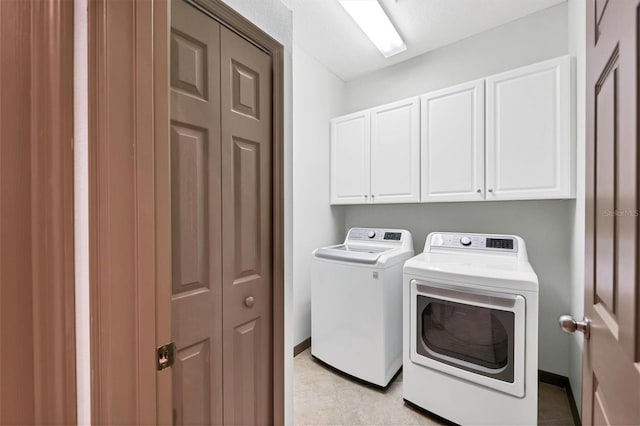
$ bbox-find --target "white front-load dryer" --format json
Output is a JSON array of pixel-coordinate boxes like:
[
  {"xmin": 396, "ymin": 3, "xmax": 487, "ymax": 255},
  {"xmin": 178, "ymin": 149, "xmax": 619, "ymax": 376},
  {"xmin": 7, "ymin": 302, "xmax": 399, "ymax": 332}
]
[
  {"xmin": 311, "ymin": 228, "xmax": 414, "ymax": 387},
  {"xmin": 403, "ymin": 232, "xmax": 539, "ymax": 425}
]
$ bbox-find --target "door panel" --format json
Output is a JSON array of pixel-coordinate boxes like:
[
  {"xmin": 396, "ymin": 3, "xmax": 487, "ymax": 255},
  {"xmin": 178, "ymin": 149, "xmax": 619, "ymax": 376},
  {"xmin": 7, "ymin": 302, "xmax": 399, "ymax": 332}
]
[
  {"xmin": 584, "ymin": 0, "xmax": 640, "ymax": 424},
  {"xmin": 232, "ymin": 318, "xmax": 261, "ymax": 424},
  {"xmin": 370, "ymin": 97, "xmax": 420, "ymax": 203},
  {"xmin": 421, "ymin": 80, "xmax": 484, "ymax": 202},
  {"xmin": 330, "ymin": 112, "xmax": 371, "ymax": 204},
  {"xmin": 593, "ymin": 54, "xmax": 617, "ymax": 316},
  {"xmin": 173, "ymin": 341, "xmax": 212, "ymax": 425},
  {"xmin": 170, "ymin": 1, "xmax": 223, "ymax": 424},
  {"xmin": 220, "ymin": 26, "xmax": 273, "ymax": 425}
]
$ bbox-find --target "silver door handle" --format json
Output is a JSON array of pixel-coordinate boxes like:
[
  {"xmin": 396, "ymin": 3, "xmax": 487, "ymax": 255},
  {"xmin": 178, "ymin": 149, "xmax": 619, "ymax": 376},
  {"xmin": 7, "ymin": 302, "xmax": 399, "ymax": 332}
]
[{"xmin": 559, "ymin": 315, "xmax": 590, "ymax": 339}]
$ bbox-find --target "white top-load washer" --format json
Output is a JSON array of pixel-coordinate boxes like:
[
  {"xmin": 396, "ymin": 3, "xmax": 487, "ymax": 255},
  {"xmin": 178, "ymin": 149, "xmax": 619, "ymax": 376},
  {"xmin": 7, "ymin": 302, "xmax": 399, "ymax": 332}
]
[
  {"xmin": 311, "ymin": 228, "xmax": 414, "ymax": 387},
  {"xmin": 403, "ymin": 232, "xmax": 539, "ymax": 425}
]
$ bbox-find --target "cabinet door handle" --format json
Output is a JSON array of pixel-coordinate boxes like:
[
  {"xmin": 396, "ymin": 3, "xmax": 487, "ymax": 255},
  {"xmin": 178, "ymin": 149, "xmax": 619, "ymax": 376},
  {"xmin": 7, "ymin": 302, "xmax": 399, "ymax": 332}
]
[
  {"xmin": 244, "ymin": 296, "xmax": 255, "ymax": 308},
  {"xmin": 476, "ymin": 189, "xmax": 481, "ymax": 193},
  {"xmin": 364, "ymin": 194, "xmax": 368, "ymax": 198},
  {"xmin": 371, "ymin": 194, "xmax": 375, "ymax": 198},
  {"xmin": 488, "ymin": 189, "xmax": 493, "ymax": 193}
]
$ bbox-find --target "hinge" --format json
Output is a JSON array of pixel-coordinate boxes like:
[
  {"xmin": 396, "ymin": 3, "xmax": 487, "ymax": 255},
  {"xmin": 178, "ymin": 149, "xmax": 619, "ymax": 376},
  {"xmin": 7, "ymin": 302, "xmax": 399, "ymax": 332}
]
[{"xmin": 157, "ymin": 342, "xmax": 176, "ymax": 371}]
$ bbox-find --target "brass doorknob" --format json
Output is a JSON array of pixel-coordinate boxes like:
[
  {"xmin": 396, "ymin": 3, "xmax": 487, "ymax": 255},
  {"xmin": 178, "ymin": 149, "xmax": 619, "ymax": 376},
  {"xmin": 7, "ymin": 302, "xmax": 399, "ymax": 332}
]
[{"xmin": 244, "ymin": 296, "xmax": 255, "ymax": 308}]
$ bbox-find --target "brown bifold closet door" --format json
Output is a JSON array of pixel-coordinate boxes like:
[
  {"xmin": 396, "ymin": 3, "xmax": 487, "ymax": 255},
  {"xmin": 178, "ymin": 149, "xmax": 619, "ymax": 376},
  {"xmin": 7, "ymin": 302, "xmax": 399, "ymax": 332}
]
[
  {"xmin": 170, "ymin": 0, "xmax": 223, "ymax": 424},
  {"xmin": 220, "ymin": 26, "xmax": 273, "ymax": 425},
  {"xmin": 170, "ymin": 1, "xmax": 274, "ymax": 424}
]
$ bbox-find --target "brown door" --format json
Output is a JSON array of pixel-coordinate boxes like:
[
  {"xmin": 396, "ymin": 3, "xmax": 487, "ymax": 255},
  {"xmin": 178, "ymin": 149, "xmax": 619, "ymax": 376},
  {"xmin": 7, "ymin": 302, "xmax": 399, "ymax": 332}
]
[
  {"xmin": 0, "ymin": 0, "xmax": 76, "ymax": 424},
  {"xmin": 170, "ymin": 0, "xmax": 223, "ymax": 423},
  {"xmin": 220, "ymin": 26, "xmax": 273, "ymax": 425},
  {"xmin": 170, "ymin": 1, "xmax": 273, "ymax": 424},
  {"xmin": 584, "ymin": 0, "xmax": 640, "ymax": 424}
]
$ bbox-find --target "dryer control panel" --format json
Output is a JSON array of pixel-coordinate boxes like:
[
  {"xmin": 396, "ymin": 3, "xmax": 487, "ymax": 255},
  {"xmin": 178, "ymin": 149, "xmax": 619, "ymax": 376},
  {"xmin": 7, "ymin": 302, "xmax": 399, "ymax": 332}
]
[{"xmin": 428, "ymin": 232, "xmax": 519, "ymax": 253}]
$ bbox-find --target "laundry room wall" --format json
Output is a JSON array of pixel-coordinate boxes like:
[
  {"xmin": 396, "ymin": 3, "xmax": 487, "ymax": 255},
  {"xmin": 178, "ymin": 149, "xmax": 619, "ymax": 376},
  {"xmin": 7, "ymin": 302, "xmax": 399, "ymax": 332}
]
[
  {"xmin": 342, "ymin": 2, "xmax": 574, "ymax": 379},
  {"xmin": 292, "ymin": 45, "xmax": 346, "ymax": 347},
  {"xmin": 344, "ymin": 2, "xmax": 568, "ymax": 112}
]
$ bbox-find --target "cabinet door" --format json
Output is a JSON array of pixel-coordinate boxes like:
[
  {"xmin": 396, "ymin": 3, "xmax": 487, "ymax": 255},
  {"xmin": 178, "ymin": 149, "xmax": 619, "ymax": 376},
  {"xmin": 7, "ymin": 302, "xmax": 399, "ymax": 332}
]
[
  {"xmin": 486, "ymin": 56, "xmax": 573, "ymax": 200},
  {"xmin": 370, "ymin": 97, "xmax": 420, "ymax": 203},
  {"xmin": 330, "ymin": 112, "xmax": 370, "ymax": 204},
  {"xmin": 421, "ymin": 80, "xmax": 485, "ymax": 202}
]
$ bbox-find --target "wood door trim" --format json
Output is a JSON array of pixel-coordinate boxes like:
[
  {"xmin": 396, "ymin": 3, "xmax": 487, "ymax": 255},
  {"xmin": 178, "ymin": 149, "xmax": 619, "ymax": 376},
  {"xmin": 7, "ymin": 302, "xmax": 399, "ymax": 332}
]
[
  {"xmin": 30, "ymin": 1, "xmax": 77, "ymax": 422},
  {"xmin": 88, "ymin": 0, "xmax": 162, "ymax": 423},
  {"xmin": 0, "ymin": 0, "xmax": 76, "ymax": 423},
  {"xmin": 155, "ymin": 0, "xmax": 172, "ymax": 424}
]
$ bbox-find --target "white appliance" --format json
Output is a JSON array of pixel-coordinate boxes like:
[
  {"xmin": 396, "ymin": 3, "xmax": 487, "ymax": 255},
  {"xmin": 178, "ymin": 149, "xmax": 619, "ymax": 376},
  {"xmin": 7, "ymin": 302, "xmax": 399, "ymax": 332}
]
[
  {"xmin": 403, "ymin": 232, "xmax": 539, "ymax": 425},
  {"xmin": 311, "ymin": 228, "xmax": 414, "ymax": 387}
]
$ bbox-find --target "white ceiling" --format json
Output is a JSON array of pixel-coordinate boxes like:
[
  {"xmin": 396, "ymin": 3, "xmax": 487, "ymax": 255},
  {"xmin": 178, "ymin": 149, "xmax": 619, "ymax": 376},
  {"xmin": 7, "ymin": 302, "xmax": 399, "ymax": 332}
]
[{"xmin": 281, "ymin": 0, "xmax": 566, "ymax": 81}]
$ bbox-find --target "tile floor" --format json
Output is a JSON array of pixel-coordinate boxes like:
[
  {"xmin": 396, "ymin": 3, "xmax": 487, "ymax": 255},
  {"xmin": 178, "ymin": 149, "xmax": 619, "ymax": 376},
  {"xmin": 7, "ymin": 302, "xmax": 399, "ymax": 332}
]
[{"xmin": 294, "ymin": 349, "xmax": 575, "ymax": 426}]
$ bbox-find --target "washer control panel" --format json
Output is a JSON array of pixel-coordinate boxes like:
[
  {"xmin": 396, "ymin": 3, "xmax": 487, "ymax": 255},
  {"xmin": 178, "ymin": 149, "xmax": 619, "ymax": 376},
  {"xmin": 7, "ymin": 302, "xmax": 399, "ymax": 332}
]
[
  {"xmin": 348, "ymin": 228, "xmax": 406, "ymax": 243},
  {"xmin": 429, "ymin": 233, "xmax": 518, "ymax": 252}
]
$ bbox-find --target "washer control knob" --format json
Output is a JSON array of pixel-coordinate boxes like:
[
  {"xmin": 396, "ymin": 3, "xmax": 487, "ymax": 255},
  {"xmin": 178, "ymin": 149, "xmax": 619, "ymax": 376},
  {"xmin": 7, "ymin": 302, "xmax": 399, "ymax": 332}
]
[
  {"xmin": 460, "ymin": 236, "xmax": 472, "ymax": 246},
  {"xmin": 368, "ymin": 231, "xmax": 376, "ymax": 239}
]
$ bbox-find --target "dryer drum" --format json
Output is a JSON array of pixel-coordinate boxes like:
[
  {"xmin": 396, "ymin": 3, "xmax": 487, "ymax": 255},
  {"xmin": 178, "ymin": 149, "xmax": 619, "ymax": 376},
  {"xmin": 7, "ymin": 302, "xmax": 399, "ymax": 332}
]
[
  {"xmin": 422, "ymin": 300, "xmax": 510, "ymax": 368},
  {"xmin": 416, "ymin": 295, "xmax": 515, "ymax": 383}
]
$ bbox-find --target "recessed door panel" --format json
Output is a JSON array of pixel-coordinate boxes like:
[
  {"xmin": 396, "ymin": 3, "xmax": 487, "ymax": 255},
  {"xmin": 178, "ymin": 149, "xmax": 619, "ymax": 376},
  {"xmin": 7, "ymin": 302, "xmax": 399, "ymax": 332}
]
[
  {"xmin": 171, "ymin": 124, "xmax": 209, "ymax": 293},
  {"xmin": 231, "ymin": 60, "xmax": 260, "ymax": 119},
  {"xmin": 232, "ymin": 138, "xmax": 261, "ymax": 280},
  {"xmin": 594, "ymin": 56, "xmax": 617, "ymax": 316},
  {"xmin": 173, "ymin": 341, "xmax": 212, "ymax": 425},
  {"xmin": 221, "ymin": 26, "xmax": 273, "ymax": 426},
  {"xmin": 170, "ymin": 1, "xmax": 223, "ymax": 424},
  {"xmin": 232, "ymin": 319, "xmax": 261, "ymax": 425},
  {"xmin": 171, "ymin": 30, "xmax": 208, "ymax": 100}
]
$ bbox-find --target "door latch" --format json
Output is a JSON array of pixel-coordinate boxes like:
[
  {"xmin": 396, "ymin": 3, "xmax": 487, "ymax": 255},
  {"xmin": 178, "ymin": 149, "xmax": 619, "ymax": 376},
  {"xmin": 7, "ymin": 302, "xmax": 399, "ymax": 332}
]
[{"xmin": 157, "ymin": 342, "xmax": 176, "ymax": 371}]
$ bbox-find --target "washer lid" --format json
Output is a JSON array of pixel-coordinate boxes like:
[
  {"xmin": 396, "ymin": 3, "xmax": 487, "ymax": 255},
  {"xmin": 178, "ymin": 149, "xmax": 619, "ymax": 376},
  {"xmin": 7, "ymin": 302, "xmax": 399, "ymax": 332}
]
[
  {"xmin": 403, "ymin": 252, "xmax": 539, "ymax": 291},
  {"xmin": 314, "ymin": 244, "xmax": 391, "ymax": 264}
]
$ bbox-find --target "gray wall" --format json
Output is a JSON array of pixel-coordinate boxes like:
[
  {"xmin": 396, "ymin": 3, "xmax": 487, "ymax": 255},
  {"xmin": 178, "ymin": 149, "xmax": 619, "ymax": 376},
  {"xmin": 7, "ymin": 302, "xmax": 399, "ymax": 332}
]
[
  {"xmin": 345, "ymin": 3, "xmax": 568, "ymax": 112},
  {"xmin": 342, "ymin": 3, "xmax": 574, "ymax": 378},
  {"xmin": 344, "ymin": 200, "xmax": 573, "ymax": 377}
]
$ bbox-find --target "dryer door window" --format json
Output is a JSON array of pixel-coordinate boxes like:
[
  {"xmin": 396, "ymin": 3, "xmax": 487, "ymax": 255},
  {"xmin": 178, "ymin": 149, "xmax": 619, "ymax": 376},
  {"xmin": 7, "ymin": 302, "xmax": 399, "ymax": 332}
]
[{"xmin": 416, "ymin": 295, "xmax": 515, "ymax": 383}]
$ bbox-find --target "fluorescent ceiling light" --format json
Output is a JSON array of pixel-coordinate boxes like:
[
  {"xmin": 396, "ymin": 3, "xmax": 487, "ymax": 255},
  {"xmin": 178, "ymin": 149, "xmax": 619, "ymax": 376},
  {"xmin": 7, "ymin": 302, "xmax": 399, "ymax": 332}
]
[{"xmin": 338, "ymin": 0, "xmax": 407, "ymax": 58}]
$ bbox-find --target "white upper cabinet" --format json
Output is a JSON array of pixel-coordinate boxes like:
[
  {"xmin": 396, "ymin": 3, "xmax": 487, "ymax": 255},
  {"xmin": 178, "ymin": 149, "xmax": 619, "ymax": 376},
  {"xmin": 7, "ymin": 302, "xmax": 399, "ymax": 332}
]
[
  {"xmin": 370, "ymin": 97, "xmax": 421, "ymax": 203},
  {"xmin": 485, "ymin": 56, "xmax": 574, "ymax": 200},
  {"xmin": 329, "ymin": 55, "xmax": 574, "ymax": 205},
  {"xmin": 330, "ymin": 111, "xmax": 370, "ymax": 204},
  {"xmin": 421, "ymin": 80, "xmax": 485, "ymax": 202}
]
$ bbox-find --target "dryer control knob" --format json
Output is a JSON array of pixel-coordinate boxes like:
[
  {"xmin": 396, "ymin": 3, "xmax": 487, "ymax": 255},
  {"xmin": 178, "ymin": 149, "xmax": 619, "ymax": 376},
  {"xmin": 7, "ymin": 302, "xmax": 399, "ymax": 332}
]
[
  {"xmin": 460, "ymin": 236, "xmax": 472, "ymax": 246},
  {"xmin": 368, "ymin": 231, "xmax": 376, "ymax": 239}
]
